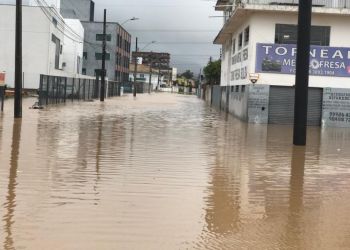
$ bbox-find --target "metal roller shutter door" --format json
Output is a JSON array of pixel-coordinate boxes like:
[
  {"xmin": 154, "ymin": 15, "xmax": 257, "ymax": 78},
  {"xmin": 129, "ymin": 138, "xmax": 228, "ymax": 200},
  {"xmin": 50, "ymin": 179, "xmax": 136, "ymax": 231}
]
[{"xmin": 268, "ymin": 86, "xmax": 322, "ymax": 126}]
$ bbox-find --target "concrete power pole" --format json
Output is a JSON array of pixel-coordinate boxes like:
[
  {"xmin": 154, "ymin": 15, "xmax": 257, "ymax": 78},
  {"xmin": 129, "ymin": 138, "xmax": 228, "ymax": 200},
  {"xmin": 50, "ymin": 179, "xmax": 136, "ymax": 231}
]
[
  {"xmin": 133, "ymin": 37, "xmax": 138, "ymax": 97},
  {"xmin": 148, "ymin": 57, "xmax": 152, "ymax": 94},
  {"xmin": 100, "ymin": 9, "xmax": 107, "ymax": 102},
  {"xmin": 14, "ymin": 0, "xmax": 22, "ymax": 118},
  {"xmin": 293, "ymin": 0, "xmax": 312, "ymax": 146}
]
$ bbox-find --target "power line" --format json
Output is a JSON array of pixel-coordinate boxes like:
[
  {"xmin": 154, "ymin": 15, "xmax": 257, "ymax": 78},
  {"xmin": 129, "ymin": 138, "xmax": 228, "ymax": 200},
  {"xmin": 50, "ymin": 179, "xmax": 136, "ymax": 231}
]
[
  {"xmin": 138, "ymin": 42, "xmax": 213, "ymax": 44},
  {"xmin": 128, "ymin": 29, "xmax": 218, "ymax": 33}
]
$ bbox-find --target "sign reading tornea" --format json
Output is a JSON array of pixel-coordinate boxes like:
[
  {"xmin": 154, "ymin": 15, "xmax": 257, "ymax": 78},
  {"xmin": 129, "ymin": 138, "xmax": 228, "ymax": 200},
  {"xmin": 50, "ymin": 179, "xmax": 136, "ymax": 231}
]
[{"xmin": 256, "ymin": 43, "xmax": 350, "ymax": 77}]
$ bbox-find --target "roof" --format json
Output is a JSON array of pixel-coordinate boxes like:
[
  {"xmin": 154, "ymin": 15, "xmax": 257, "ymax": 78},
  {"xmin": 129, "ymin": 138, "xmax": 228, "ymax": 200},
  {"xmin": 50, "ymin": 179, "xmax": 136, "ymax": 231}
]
[{"xmin": 215, "ymin": 0, "xmax": 230, "ymax": 11}]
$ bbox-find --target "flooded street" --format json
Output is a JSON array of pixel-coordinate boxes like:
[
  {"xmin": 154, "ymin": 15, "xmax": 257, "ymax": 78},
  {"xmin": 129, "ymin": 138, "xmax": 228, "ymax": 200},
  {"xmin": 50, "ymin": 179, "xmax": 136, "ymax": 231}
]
[{"xmin": 1, "ymin": 93, "xmax": 350, "ymax": 249}]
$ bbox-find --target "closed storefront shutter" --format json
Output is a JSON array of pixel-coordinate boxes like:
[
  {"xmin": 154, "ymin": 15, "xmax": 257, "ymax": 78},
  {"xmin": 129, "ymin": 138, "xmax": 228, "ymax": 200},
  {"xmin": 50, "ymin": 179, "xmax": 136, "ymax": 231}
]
[{"xmin": 268, "ymin": 86, "xmax": 322, "ymax": 126}]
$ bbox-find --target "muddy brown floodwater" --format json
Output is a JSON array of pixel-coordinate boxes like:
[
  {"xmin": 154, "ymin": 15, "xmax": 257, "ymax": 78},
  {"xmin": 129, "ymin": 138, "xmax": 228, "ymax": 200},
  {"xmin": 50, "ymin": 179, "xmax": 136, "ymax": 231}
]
[{"xmin": 1, "ymin": 93, "xmax": 350, "ymax": 250}]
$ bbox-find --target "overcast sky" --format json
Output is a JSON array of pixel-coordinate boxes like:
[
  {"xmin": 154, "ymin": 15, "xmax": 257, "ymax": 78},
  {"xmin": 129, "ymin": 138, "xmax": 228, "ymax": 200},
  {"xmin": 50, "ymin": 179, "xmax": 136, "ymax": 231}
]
[{"xmin": 93, "ymin": 0, "xmax": 222, "ymax": 74}]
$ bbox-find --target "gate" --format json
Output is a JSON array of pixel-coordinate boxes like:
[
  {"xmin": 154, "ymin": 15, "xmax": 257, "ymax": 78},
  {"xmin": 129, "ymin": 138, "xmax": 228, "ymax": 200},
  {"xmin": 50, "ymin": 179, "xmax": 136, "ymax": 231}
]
[{"xmin": 268, "ymin": 86, "xmax": 323, "ymax": 126}]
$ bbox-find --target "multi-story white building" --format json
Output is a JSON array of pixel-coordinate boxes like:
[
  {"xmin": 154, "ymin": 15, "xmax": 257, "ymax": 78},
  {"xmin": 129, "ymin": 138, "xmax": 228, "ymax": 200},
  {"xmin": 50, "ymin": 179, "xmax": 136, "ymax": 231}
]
[
  {"xmin": 212, "ymin": 0, "xmax": 350, "ymax": 127},
  {"xmin": 0, "ymin": 0, "xmax": 85, "ymax": 89}
]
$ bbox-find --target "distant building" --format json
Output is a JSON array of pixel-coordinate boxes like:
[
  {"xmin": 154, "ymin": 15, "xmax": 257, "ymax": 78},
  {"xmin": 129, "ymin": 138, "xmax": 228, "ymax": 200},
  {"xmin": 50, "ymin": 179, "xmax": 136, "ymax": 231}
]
[
  {"xmin": 132, "ymin": 52, "xmax": 170, "ymax": 70},
  {"xmin": 132, "ymin": 51, "xmax": 176, "ymax": 85},
  {"xmin": 0, "ymin": 1, "xmax": 85, "ymax": 88},
  {"xmin": 60, "ymin": 0, "xmax": 132, "ymax": 82},
  {"xmin": 129, "ymin": 64, "xmax": 160, "ymax": 90}
]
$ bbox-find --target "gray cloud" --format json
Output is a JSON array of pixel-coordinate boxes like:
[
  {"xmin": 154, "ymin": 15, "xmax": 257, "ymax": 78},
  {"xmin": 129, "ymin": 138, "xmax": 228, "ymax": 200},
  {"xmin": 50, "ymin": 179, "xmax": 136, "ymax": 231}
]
[{"xmin": 93, "ymin": 0, "xmax": 222, "ymax": 74}]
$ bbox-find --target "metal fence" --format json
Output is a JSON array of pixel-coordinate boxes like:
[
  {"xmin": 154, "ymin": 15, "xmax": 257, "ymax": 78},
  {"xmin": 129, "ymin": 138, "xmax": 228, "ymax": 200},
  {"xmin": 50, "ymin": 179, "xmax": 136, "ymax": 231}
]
[
  {"xmin": 38, "ymin": 75, "xmax": 121, "ymax": 106},
  {"xmin": 107, "ymin": 81, "xmax": 121, "ymax": 97},
  {"xmin": 120, "ymin": 82, "xmax": 151, "ymax": 94},
  {"xmin": 0, "ymin": 86, "xmax": 4, "ymax": 112}
]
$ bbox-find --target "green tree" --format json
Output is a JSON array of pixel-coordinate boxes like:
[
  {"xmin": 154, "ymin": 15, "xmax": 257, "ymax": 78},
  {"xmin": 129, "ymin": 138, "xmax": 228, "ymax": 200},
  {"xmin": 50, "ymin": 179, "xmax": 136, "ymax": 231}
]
[
  {"xmin": 180, "ymin": 70, "xmax": 194, "ymax": 80},
  {"xmin": 203, "ymin": 59, "xmax": 221, "ymax": 85}
]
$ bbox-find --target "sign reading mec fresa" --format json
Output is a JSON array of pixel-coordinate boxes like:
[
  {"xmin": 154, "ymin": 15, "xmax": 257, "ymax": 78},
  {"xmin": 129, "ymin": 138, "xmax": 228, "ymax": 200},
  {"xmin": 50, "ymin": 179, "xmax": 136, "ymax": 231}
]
[{"xmin": 256, "ymin": 43, "xmax": 350, "ymax": 77}]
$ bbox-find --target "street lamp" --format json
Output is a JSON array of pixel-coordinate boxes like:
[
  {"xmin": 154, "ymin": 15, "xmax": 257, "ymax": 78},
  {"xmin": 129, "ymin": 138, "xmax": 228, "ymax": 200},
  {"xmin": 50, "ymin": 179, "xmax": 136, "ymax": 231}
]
[{"xmin": 121, "ymin": 17, "xmax": 140, "ymax": 25}]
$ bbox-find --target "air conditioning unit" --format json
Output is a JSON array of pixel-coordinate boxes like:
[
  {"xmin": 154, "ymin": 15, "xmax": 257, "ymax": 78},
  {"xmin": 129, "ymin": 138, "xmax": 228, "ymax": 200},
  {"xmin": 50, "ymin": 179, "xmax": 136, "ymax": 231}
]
[{"xmin": 59, "ymin": 62, "xmax": 66, "ymax": 70}]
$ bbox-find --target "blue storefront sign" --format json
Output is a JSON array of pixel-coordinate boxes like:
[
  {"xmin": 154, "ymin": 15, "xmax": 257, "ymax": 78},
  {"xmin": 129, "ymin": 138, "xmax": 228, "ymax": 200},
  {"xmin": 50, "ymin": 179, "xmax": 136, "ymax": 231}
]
[{"xmin": 256, "ymin": 43, "xmax": 350, "ymax": 77}]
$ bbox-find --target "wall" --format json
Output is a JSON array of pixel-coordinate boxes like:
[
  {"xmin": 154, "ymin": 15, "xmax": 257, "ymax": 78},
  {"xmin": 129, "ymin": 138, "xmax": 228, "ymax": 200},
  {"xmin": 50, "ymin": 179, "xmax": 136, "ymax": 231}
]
[
  {"xmin": 204, "ymin": 85, "xmax": 212, "ymax": 104},
  {"xmin": 220, "ymin": 16, "xmax": 252, "ymax": 87},
  {"xmin": 0, "ymin": 5, "xmax": 63, "ymax": 88},
  {"xmin": 212, "ymin": 85, "xmax": 222, "ymax": 110},
  {"xmin": 247, "ymin": 85, "xmax": 269, "ymax": 124},
  {"xmin": 322, "ymin": 88, "xmax": 350, "ymax": 127},
  {"xmin": 228, "ymin": 86, "xmax": 249, "ymax": 121},
  {"xmin": 60, "ymin": 0, "xmax": 92, "ymax": 21},
  {"xmin": 63, "ymin": 19, "xmax": 84, "ymax": 75},
  {"xmin": 82, "ymin": 22, "xmax": 117, "ymax": 81}
]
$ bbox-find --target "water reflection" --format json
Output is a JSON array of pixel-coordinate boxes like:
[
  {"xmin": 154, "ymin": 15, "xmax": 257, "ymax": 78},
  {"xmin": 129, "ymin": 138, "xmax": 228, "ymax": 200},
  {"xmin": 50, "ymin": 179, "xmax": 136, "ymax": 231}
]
[
  {"xmin": 0, "ymin": 96, "xmax": 350, "ymax": 249},
  {"xmin": 283, "ymin": 146, "xmax": 306, "ymax": 250},
  {"xmin": 3, "ymin": 119, "xmax": 22, "ymax": 250}
]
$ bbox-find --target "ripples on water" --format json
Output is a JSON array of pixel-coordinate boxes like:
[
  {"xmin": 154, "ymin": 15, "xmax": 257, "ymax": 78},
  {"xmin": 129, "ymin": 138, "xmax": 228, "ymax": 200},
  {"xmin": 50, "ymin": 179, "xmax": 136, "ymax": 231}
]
[{"xmin": 0, "ymin": 94, "xmax": 350, "ymax": 249}]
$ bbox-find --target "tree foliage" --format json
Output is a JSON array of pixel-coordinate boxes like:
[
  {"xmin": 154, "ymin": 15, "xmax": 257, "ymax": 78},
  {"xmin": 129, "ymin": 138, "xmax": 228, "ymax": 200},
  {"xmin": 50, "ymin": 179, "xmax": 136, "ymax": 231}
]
[
  {"xmin": 203, "ymin": 60, "xmax": 221, "ymax": 85},
  {"xmin": 180, "ymin": 70, "xmax": 194, "ymax": 80}
]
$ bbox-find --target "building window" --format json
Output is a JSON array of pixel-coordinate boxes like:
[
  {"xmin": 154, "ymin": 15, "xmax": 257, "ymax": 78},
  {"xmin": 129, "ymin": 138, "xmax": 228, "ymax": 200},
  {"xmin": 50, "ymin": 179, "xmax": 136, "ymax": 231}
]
[
  {"xmin": 275, "ymin": 24, "xmax": 330, "ymax": 46},
  {"xmin": 96, "ymin": 34, "xmax": 112, "ymax": 42},
  {"xmin": 232, "ymin": 38, "xmax": 236, "ymax": 54},
  {"xmin": 238, "ymin": 32, "xmax": 243, "ymax": 50},
  {"xmin": 77, "ymin": 56, "xmax": 81, "ymax": 73},
  {"xmin": 83, "ymin": 52, "xmax": 87, "ymax": 60},
  {"xmin": 51, "ymin": 34, "xmax": 60, "ymax": 69},
  {"xmin": 82, "ymin": 68, "xmax": 86, "ymax": 75},
  {"xmin": 95, "ymin": 53, "xmax": 110, "ymax": 60},
  {"xmin": 241, "ymin": 85, "xmax": 245, "ymax": 93},
  {"xmin": 52, "ymin": 17, "xmax": 58, "ymax": 27},
  {"xmin": 235, "ymin": 85, "xmax": 239, "ymax": 93},
  {"xmin": 244, "ymin": 26, "xmax": 250, "ymax": 46}
]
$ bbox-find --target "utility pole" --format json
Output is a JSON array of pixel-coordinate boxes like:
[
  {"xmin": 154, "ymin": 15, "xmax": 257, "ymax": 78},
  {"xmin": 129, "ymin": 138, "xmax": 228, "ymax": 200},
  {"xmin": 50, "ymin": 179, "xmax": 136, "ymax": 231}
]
[
  {"xmin": 14, "ymin": 0, "xmax": 22, "ymax": 118},
  {"xmin": 100, "ymin": 9, "xmax": 107, "ymax": 102},
  {"xmin": 148, "ymin": 58, "xmax": 152, "ymax": 94},
  {"xmin": 157, "ymin": 67, "xmax": 161, "ymax": 91},
  {"xmin": 133, "ymin": 37, "xmax": 138, "ymax": 97},
  {"xmin": 199, "ymin": 68, "xmax": 202, "ymax": 98},
  {"xmin": 293, "ymin": 0, "xmax": 312, "ymax": 146}
]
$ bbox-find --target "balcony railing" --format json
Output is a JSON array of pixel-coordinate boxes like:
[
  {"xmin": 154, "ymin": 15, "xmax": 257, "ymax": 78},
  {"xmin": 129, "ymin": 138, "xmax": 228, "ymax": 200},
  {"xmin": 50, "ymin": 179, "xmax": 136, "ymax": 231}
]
[{"xmin": 232, "ymin": 0, "xmax": 350, "ymax": 9}]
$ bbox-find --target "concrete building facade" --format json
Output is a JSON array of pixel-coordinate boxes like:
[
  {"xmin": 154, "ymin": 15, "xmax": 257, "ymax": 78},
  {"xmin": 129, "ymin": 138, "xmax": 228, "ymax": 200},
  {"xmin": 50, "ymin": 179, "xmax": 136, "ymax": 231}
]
[
  {"xmin": 128, "ymin": 64, "xmax": 161, "ymax": 90},
  {"xmin": 81, "ymin": 21, "xmax": 131, "ymax": 82},
  {"xmin": 60, "ymin": 0, "xmax": 94, "ymax": 22},
  {"xmin": 60, "ymin": 0, "xmax": 131, "ymax": 82},
  {"xmin": 0, "ymin": 2, "xmax": 85, "ymax": 89},
  {"xmin": 131, "ymin": 51, "xmax": 175, "ymax": 85},
  {"xmin": 212, "ymin": 0, "xmax": 350, "ymax": 127}
]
